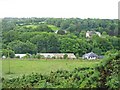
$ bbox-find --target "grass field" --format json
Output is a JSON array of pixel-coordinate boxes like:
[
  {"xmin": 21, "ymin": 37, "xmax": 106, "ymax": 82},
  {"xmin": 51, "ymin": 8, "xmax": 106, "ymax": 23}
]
[
  {"xmin": 20, "ymin": 24, "xmax": 59, "ymax": 31},
  {"xmin": 24, "ymin": 25, "xmax": 38, "ymax": 29},
  {"xmin": 2, "ymin": 59, "xmax": 100, "ymax": 79},
  {"xmin": 47, "ymin": 25, "xmax": 59, "ymax": 31}
]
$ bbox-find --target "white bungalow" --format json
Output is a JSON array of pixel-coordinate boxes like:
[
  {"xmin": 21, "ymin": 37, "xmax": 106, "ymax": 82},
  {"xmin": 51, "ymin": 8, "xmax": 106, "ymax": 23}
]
[{"xmin": 82, "ymin": 52, "xmax": 98, "ymax": 60}]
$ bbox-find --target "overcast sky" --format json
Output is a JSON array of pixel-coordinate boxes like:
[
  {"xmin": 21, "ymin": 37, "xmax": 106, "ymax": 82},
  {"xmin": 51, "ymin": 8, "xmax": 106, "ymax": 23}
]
[{"xmin": 0, "ymin": 0, "xmax": 119, "ymax": 19}]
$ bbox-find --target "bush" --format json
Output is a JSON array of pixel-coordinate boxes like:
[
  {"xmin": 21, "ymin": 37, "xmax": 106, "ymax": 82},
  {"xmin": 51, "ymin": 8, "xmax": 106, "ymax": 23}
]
[
  {"xmin": 63, "ymin": 54, "xmax": 68, "ymax": 59},
  {"xmin": 15, "ymin": 56, "xmax": 20, "ymax": 58},
  {"xmin": 23, "ymin": 53, "xmax": 31, "ymax": 58},
  {"xmin": 75, "ymin": 53, "xmax": 79, "ymax": 59},
  {"xmin": 52, "ymin": 56, "xmax": 56, "ymax": 59},
  {"xmin": 2, "ymin": 49, "xmax": 15, "ymax": 58},
  {"xmin": 57, "ymin": 30, "xmax": 66, "ymax": 35},
  {"xmin": 31, "ymin": 54, "xmax": 36, "ymax": 58},
  {"xmin": 35, "ymin": 54, "xmax": 44, "ymax": 59}
]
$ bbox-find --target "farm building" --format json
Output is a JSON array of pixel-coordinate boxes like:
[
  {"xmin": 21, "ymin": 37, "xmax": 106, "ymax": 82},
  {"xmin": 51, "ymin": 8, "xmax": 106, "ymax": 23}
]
[
  {"xmin": 37, "ymin": 53, "xmax": 76, "ymax": 59},
  {"xmin": 38, "ymin": 53, "xmax": 54, "ymax": 58},
  {"xmin": 15, "ymin": 54, "xmax": 30, "ymax": 58},
  {"xmin": 82, "ymin": 52, "xmax": 98, "ymax": 60}
]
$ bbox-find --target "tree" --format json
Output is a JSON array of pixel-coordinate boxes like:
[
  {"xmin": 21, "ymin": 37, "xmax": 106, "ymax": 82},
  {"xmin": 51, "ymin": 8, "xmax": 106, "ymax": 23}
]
[
  {"xmin": 19, "ymin": 32, "xmax": 35, "ymax": 42},
  {"xmin": 67, "ymin": 24, "xmax": 77, "ymax": 33},
  {"xmin": 79, "ymin": 31, "xmax": 86, "ymax": 38},
  {"xmin": 35, "ymin": 24, "xmax": 53, "ymax": 32},
  {"xmin": 23, "ymin": 53, "xmax": 31, "ymax": 58},
  {"xmin": 63, "ymin": 54, "xmax": 68, "ymax": 59},
  {"xmin": 60, "ymin": 21, "xmax": 69, "ymax": 29},
  {"xmin": 109, "ymin": 36, "xmax": 120, "ymax": 50},
  {"xmin": 30, "ymin": 32, "xmax": 60, "ymax": 53},
  {"xmin": 8, "ymin": 40, "xmax": 37, "ymax": 54},
  {"xmin": 92, "ymin": 47, "xmax": 102, "ymax": 55},
  {"xmin": 105, "ymin": 49, "xmax": 118, "ymax": 56},
  {"xmin": 2, "ymin": 18, "xmax": 16, "ymax": 32},
  {"xmin": 91, "ymin": 35, "xmax": 113, "ymax": 55},
  {"xmin": 3, "ymin": 30, "xmax": 19, "ymax": 43},
  {"xmin": 2, "ymin": 49, "xmax": 15, "ymax": 58},
  {"xmin": 57, "ymin": 30, "xmax": 66, "ymax": 35},
  {"xmin": 59, "ymin": 37, "xmax": 79, "ymax": 54},
  {"xmin": 77, "ymin": 39, "xmax": 92, "ymax": 56}
]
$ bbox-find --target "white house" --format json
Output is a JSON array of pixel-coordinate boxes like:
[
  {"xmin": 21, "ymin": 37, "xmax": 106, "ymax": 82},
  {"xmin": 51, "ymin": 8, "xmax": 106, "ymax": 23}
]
[
  {"xmin": 86, "ymin": 31, "xmax": 94, "ymax": 38},
  {"xmin": 86, "ymin": 31, "xmax": 101, "ymax": 38},
  {"xmin": 82, "ymin": 52, "xmax": 98, "ymax": 60}
]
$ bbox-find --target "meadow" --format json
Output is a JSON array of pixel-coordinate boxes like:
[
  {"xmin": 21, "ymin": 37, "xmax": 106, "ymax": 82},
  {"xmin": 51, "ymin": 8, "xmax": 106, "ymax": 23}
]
[{"xmin": 2, "ymin": 59, "xmax": 100, "ymax": 79}]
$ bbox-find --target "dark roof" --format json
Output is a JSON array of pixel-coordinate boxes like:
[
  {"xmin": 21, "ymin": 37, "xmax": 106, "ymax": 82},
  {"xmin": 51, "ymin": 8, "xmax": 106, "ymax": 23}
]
[{"xmin": 83, "ymin": 52, "xmax": 98, "ymax": 57}]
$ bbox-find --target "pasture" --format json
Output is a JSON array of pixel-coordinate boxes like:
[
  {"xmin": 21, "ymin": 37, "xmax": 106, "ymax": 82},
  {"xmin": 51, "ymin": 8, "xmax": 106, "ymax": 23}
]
[
  {"xmin": 47, "ymin": 25, "xmax": 59, "ymax": 31},
  {"xmin": 2, "ymin": 59, "xmax": 100, "ymax": 79}
]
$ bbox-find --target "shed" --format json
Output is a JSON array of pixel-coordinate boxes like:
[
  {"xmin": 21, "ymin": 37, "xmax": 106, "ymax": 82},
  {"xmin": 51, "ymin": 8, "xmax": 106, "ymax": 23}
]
[{"xmin": 15, "ymin": 54, "xmax": 27, "ymax": 58}]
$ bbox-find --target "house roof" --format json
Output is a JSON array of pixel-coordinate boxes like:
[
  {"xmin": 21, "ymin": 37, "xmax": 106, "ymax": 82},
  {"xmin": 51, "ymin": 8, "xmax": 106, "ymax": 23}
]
[{"xmin": 83, "ymin": 52, "xmax": 98, "ymax": 57}]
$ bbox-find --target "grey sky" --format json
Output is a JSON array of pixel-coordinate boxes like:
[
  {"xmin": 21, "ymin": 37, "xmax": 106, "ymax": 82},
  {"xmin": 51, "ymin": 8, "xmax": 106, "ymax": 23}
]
[{"xmin": 0, "ymin": 0, "xmax": 119, "ymax": 19}]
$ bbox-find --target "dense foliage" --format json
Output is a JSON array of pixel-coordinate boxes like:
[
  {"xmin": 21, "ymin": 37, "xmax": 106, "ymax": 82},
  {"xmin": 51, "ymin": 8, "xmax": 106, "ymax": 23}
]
[
  {"xmin": 2, "ymin": 18, "xmax": 120, "ymax": 57},
  {"xmin": 2, "ymin": 51, "xmax": 120, "ymax": 89}
]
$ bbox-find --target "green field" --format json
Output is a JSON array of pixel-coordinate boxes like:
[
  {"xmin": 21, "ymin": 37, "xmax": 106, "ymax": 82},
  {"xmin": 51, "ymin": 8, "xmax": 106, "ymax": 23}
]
[
  {"xmin": 47, "ymin": 25, "xmax": 59, "ymax": 31},
  {"xmin": 20, "ymin": 24, "xmax": 59, "ymax": 31},
  {"xmin": 2, "ymin": 59, "xmax": 100, "ymax": 79},
  {"xmin": 24, "ymin": 25, "xmax": 38, "ymax": 29}
]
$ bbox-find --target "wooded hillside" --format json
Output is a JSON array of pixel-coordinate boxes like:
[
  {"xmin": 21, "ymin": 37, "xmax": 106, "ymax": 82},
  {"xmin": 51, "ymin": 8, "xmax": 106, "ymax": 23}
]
[{"xmin": 1, "ymin": 18, "xmax": 119, "ymax": 57}]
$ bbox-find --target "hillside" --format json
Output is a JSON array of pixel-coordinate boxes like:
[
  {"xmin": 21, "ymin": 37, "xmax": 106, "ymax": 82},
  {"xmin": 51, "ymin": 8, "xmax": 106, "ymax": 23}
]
[{"xmin": 1, "ymin": 18, "xmax": 120, "ymax": 58}]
